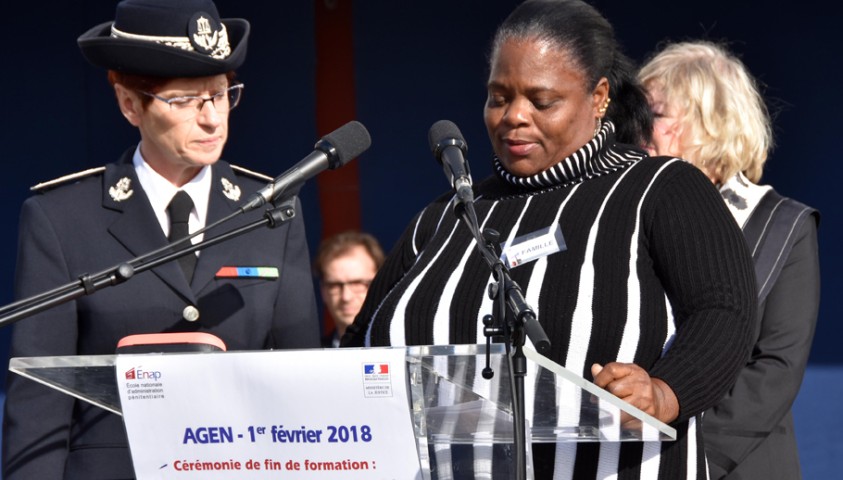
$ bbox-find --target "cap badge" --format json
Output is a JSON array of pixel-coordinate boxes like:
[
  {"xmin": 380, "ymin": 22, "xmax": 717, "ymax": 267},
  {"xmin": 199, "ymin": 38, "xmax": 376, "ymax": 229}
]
[
  {"xmin": 109, "ymin": 177, "xmax": 134, "ymax": 202},
  {"xmin": 189, "ymin": 12, "xmax": 231, "ymax": 59},
  {"xmin": 221, "ymin": 177, "xmax": 241, "ymax": 201}
]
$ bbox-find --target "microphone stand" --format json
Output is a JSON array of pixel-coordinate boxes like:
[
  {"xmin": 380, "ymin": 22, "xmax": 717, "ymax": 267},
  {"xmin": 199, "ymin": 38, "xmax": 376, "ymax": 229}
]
[
  {"xmin": 0, "ymin": 197, "xmax": 299, "ymax": 329},
  {"xmin": 451, "ymin": 197, "xmax": 550, "ymax": 480}
]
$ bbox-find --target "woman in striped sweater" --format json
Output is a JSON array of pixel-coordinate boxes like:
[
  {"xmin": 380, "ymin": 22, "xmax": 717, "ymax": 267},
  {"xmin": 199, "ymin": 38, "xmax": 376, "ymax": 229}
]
[{"xmin": 344, "ymin": 1, "xmax": 756, "ymax": 478}]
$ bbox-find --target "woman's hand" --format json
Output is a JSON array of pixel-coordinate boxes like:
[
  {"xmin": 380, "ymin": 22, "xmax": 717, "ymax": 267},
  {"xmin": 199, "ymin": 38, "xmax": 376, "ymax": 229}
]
[{"xmin": 591, "ymin": 362, "xmax": 679, "ymax": 424}]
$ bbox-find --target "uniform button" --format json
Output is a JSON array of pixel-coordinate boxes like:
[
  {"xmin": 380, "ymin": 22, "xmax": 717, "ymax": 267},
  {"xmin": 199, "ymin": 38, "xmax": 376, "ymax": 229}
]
[{"xmin": 182, "ymin": 306, "xmax": 200, "ymax": 322}]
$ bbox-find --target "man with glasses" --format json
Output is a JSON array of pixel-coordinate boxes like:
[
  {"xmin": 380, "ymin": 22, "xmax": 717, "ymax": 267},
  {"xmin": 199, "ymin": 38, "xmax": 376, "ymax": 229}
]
[
  {"xmin": 2, "ymin": 1, "xmax": 320, "ymax": 478},
  {"xmin": 313, "ymin": 232, "xmax": 385, "ymax": 348}
]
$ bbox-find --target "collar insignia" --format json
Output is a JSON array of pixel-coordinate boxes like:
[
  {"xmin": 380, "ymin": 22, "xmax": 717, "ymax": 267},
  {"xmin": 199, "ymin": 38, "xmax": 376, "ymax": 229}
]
[
  {"xmin": 109, "ymin": 177, "xmax": 134, "ymax": 202},
  {"xmin": 221, "ymin": 177, "xmax": 241, "ymax": 201}
]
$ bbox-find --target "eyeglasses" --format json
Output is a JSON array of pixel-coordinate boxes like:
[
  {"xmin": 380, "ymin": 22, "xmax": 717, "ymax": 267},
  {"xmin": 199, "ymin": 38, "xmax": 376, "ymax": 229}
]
[
  {"xmin": 322, "ymin": 279, "xmax": 372, "ymax": 296},
  {"xmin": 139, "ymin": 83, "xmax": 244, "ymax": 115}
]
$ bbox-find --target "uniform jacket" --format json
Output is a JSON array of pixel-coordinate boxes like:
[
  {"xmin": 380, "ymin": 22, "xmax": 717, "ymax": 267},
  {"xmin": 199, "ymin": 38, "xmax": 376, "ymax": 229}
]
[{"xmin": 2, "ymin": 149, "xmax": 320, "ymax": 479}]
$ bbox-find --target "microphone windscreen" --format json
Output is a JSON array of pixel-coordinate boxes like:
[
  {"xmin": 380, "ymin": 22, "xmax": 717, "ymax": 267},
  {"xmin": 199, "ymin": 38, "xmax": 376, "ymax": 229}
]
[
  {"xmin": 428, "ymin": 120, "xmax": 467, "ymax": 160},
  {"xmin": 322, "ymin": 120, "xmax": 372, "ymax": 167}
]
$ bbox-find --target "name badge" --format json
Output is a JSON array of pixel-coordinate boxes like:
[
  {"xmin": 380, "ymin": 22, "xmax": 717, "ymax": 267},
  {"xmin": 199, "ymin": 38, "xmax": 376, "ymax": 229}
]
[
  {"xmin": 215, "ymin": 266, "xmax": 279, "ymax": 279},
  {"xmin": 500, "ymin": 224, "xmax": 566, "ymax": 268}
]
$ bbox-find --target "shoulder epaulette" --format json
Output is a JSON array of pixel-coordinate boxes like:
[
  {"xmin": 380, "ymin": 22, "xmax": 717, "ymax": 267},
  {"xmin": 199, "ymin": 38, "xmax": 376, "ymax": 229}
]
[
  {"xmin": 30, "ymin": 166, "xmax": 107, "ymax": 192},
  {"xmin": 230, "ymin": 164, "xmax": 273, "ymax": 182}
]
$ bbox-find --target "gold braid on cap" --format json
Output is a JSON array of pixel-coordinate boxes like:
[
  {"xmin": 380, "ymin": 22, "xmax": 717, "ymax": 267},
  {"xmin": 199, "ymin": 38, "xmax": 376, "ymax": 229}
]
[{"xmin": 110, "ymin": 22, "xmax": 231, "ymax": 59}]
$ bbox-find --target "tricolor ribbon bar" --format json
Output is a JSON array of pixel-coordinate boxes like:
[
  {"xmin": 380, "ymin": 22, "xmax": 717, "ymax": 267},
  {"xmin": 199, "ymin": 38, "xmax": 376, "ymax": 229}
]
[{"xmin": 215, "ymin": 266, "xmax": 279, "ymax": 279}]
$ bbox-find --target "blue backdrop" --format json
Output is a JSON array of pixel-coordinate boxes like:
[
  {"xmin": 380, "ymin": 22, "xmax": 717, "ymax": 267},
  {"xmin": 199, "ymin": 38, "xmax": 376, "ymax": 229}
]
[{"xmin": 0, "ymin": 1, "xmax": 839, "ymax": 477}]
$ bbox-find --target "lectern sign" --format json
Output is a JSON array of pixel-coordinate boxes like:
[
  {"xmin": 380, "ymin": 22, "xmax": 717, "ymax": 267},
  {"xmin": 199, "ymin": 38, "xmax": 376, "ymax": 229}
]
[{"xmin": 115, "ymin": 348, "xmax": 421, "ymax": 479}]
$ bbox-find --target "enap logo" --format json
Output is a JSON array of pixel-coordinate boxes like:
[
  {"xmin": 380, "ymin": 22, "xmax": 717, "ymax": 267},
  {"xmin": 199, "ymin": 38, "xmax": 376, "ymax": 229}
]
[{"xmin": 125, "ymin": 366, "xmax": 163, "ymax": 381}]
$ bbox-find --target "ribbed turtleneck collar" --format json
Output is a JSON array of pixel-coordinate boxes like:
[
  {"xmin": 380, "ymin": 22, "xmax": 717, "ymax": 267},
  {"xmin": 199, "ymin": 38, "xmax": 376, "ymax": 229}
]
[{"xmin": 493, "ymin": 121, "xmax": 645, "ymax": 190}]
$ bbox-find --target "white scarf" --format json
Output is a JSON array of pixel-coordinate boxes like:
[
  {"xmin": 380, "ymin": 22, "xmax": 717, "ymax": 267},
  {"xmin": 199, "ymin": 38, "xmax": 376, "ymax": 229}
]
[{"xmin": 718, "ymin": 172, "xmax": 773, "ymax": 229}]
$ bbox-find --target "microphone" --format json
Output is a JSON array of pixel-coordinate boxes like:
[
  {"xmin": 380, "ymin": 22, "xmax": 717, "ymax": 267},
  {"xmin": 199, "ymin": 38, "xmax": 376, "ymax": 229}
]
[
  {"xmin": 428, "ymin": 120, "xmax": 473, "ymax": 204},
  {"xmin": 240, "ymin": 120, "xmax": 371, "ymax": 212}
]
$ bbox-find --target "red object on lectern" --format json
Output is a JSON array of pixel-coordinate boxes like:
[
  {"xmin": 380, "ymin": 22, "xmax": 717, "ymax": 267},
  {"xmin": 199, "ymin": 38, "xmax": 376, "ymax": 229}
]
[{"xmin": 116, "ymin": 332, "xmax": 227, "ymax": 353}]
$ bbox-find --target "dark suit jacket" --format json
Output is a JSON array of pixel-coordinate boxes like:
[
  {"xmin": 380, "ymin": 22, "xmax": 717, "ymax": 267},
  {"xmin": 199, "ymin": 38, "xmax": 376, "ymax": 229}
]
[
  {"xmin": 704, "ymin": 193, "xmax": 820, "ymax": 480},
  {"xmin": 2, "ymin": 150, "xmax": 320, "ymax": 479}
]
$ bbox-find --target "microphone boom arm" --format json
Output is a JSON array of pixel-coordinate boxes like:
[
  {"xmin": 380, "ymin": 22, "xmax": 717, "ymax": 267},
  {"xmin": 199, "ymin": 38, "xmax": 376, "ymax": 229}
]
[{"xmin": 431, "ymin": 118, "xmax": 550, "ymax": 480}]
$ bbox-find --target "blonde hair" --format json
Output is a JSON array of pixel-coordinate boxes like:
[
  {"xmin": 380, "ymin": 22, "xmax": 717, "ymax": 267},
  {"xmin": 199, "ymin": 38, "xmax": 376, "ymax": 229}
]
[{"xmin": 638, "ymin": 41, "xmax": 772, "ymax": 183}]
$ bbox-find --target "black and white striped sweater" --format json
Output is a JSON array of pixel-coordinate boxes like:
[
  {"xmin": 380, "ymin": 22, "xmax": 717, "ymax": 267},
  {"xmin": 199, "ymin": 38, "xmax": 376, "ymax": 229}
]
[{"xmin": 345, "ymin": 124, "xmax": 755, "ymax": 479}]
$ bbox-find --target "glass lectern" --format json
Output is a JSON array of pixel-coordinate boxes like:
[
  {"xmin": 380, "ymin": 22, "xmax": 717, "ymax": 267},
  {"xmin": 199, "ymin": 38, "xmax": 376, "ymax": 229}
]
[{"xmin": 10, "ymin": 344, "xmax": 675, "ymax": 479}]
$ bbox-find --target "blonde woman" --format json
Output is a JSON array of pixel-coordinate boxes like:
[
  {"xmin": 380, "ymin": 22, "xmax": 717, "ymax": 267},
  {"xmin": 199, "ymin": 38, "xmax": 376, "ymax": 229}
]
[{"xmin": 640, "ymin": 41, "xmax": 820, "ymax": 480}]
